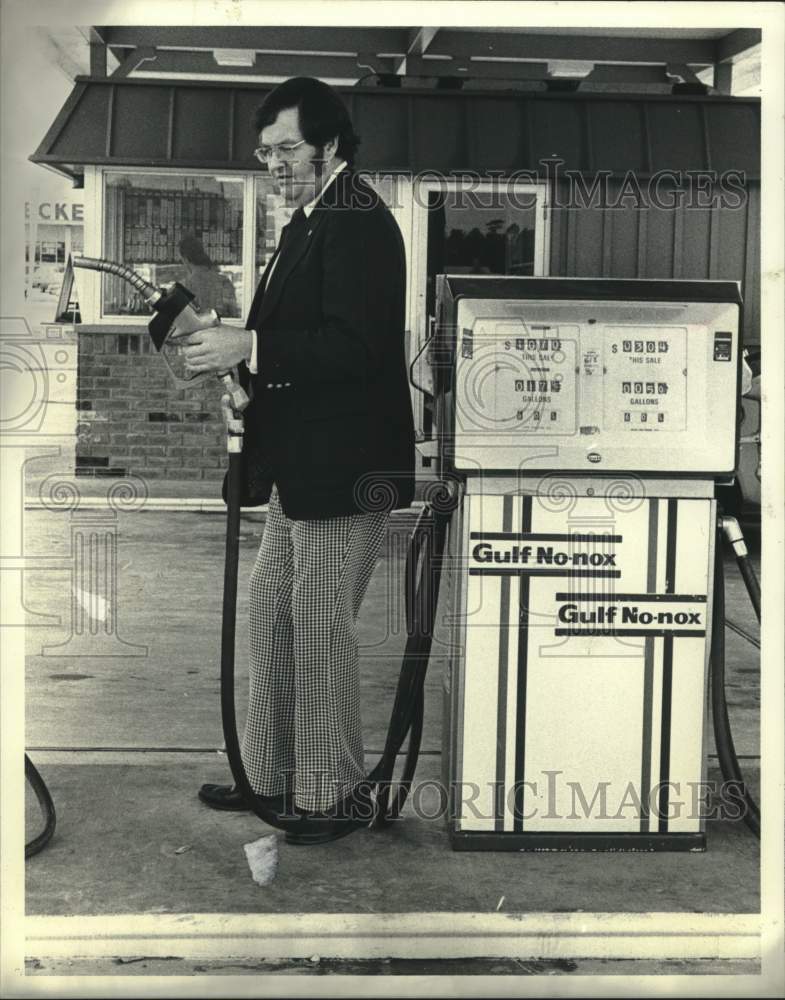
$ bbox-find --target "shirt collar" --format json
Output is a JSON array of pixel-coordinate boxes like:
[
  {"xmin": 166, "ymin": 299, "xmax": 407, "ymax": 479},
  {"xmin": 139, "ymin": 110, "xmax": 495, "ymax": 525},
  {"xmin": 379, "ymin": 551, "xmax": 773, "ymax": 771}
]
[{"xmin": 303, "ymin": 160, "xmax": 347, "ymax": 218}]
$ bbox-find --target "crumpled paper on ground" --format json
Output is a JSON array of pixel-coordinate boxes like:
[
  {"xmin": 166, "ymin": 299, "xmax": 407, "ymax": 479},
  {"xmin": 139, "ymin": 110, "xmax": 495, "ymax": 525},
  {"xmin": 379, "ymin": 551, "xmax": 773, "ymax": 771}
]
[{"xmin": 243, "ymin": 834, "xmax": 279, "ymax": 885}]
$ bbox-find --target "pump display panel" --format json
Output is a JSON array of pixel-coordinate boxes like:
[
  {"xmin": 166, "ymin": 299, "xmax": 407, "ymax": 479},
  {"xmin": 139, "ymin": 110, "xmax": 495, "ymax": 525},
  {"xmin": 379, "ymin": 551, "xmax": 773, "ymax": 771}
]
[{"xmin": 435, "ymin": 278, "xmax": 741, "ymax": 476}]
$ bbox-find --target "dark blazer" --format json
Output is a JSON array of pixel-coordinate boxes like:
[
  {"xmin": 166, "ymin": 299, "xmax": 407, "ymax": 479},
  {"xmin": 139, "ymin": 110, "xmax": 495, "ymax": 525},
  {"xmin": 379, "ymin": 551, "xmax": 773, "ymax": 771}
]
[{"xmin": 226, "ymin": 169, "xmax": 415, "ymax": 520}]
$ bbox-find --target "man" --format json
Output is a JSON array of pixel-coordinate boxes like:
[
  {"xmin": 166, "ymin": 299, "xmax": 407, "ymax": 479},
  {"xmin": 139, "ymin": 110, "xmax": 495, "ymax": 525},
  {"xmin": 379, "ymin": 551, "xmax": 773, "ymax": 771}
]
[{"xmin": 182, "ymin": 77, "xmax": 415, "ymax": 844}]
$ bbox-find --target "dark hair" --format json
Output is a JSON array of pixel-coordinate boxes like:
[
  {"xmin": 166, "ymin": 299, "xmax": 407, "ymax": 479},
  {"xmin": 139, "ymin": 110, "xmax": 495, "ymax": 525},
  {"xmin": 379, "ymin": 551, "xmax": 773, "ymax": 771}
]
[
  {"xmin": 179, "ymin": 234, "xmax": 215, "ymax": 269},
  {"xmin": 254, "ymin": 77, "xmax": 360, "ymax": 167}
]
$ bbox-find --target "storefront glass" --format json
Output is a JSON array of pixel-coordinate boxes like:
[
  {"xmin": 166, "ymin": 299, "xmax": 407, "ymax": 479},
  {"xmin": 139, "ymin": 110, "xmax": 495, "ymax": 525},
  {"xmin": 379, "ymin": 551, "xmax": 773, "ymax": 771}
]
[
  {"xmin": 254, "ymin": 175, "xmax": 288, "ymax": 279},
  {"xmin": 425, "ymin": 189, "xmax": 539, "ymax": 317},
  {"xmin": 102, "ymin": 173, "xmax": 244, "ymax": 318}
]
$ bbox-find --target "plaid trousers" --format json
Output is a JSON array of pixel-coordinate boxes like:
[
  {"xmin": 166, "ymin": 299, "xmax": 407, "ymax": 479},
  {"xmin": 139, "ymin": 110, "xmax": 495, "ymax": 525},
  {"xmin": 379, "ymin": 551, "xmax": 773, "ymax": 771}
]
[{"xmin": 242, "ymin": 484, "xmax": 389, "ymax": 811}]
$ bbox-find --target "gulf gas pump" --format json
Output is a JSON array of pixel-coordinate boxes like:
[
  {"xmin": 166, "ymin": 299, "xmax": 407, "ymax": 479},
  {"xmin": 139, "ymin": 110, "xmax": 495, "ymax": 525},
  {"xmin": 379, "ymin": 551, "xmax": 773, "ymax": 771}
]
[
  {"xmin": 27, "ymin": 263, "xmax": 759, "ymax": 855},
  {"xmin": 413, "ymin": 275, "xmax": 757, "ymax": 851}
]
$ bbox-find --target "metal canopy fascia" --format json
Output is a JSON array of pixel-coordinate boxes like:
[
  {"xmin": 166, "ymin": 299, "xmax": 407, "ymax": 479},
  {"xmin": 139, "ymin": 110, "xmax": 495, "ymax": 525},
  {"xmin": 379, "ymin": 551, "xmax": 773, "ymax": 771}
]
[{"xmin": 29, "ymin": 76, "xmax": 761, "ymax": 180}]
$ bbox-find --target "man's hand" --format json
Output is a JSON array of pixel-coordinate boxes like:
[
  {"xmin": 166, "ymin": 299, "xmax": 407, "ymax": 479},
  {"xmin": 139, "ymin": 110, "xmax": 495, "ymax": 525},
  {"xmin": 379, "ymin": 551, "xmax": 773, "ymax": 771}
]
[{"xmin": 181, "ymin": 327, "xmax": 253, "ymax": 375}]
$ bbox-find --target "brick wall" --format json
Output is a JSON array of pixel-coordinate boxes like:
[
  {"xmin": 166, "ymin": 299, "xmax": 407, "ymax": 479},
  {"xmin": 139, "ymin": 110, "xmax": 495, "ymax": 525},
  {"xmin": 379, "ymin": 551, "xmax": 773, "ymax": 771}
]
[{"xmin": 75, "ymin": 330, "xmax": 228, "ymax": 483}]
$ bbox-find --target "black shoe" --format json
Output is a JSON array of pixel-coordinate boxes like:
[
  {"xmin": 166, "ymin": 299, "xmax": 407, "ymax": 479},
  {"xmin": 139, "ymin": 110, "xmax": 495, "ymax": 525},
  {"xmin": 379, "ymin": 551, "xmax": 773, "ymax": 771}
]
[
  {"xmin": 198, "ymin": 783, "xmax": 287, "ymax": 814},
  {"xmin": 198, "ymin": 783, "xmax": 251, "ymax": 811},
  {"xmin": 284, "ymin": 783, "xmax": 377, "ymax": 845},
  {"xmin": 284, "ymin": 824, "xmax": 360, "ymax": 846}
]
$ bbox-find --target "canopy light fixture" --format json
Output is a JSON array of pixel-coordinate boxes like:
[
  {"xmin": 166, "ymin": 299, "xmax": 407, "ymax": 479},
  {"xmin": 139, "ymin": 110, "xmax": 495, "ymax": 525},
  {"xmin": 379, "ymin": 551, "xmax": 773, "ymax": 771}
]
[{"xmin": 213, "ymin": 49, "xmax": 256, "ymax": 68}]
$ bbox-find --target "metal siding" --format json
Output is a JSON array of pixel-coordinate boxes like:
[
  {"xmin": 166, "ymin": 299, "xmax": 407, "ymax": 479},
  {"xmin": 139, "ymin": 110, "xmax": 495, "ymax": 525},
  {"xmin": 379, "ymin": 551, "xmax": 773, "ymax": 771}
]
[
  {"xmin": 681, "ymin": 208, "xmax": 712, "ymax": 280},
  {"xmin": 566, "ymin": 205, "xmax": 578, "ymax": 276},
  {"xmin": 608, "ymin": 202, "xmax": 640, "ymax": 278},
  {"xmin": 546, "ymin": 183, "xmax": 758, "ymax": 343},
  {"xmin": 636, "ymin": 209, "xmax": 648, "ymax": 277},
  {"xmin": 743, "ymin": 184, "xmax": 760, "ymax": 346},
  {"xmin": 111, "ymin": 85, "xmax": 170, "ymax": 159},
  {"xmin": 601, "ymin": 209, "xmax": 613, "ymax": 276},
  {"xmin": 573, "ymin": 206, "xmax": 604, "ymax": 276},
  {"xmin": 530, "ymin": 100, "xmax": 584, "ymax": 172},
  {"xmin": 648, "ymin": 102, "xmax": 706, "ymax": 173},
  {"xmin": 353, "ymin": 93, "xmax": 410, "ymax": 171},
  {"xmin": 671, "ymin": 209, "xmax": 684, "ymax": 279},
  {"xmin": 49, "ymin": 85, "xmax": 111, "ymax": 159},
  {"xmin": 467, "ymin": 98, "xmax": 526, "ymax": 174},
  {"xmin": 588, "ymin": 101, "xmax": 647, "ymax": 174},
  {"xmin": 233, "ymin": 88, "xmax": 265, "ymax": 161},
  {"xmin": 715, "ymin": 194, "xmax": 748, "ymax": 281},
  {"xmin": 644, "ymin": 199, "xmax": 677, "ymax": 279},
  {"xmin": 411, "ymin": 97, "xmax": 467, "ymax": 172},
  {"xmin": 708, "ymin": 206, "xmax": 721, "ymax": 279},
  {"xmin": 173, "ymin": 88, "xmax": 233, "ymax": 162},
  {"xmin": 548, "ymin": 189, "xmax": 570, "ymax": 277},
  {"xmin": 703, "ymin": 102, "xmax": 760, "ymax": 175}
]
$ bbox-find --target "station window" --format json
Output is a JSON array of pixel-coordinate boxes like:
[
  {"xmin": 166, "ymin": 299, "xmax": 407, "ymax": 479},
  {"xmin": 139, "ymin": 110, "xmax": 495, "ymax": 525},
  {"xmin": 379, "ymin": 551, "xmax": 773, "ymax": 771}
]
[
  {"xmin": 102, "ymin": 173, "xmax": 244, "ymax": 318},
  {"xmin": 36, "ymin": 240, "xmax": 66, "ymax": 264},
  {"xmin": 254, "ymin": 175, "xmax": 289, "ymax": 280},
  {"xmin": 425, "ymin": 187, "xmax": 540, "ymax": 317}
]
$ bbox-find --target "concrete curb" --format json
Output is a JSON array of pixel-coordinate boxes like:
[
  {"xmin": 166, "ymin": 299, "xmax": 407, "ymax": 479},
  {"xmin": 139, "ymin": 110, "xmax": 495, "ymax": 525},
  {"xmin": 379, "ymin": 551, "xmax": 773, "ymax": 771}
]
[{"xmin": 24, "ymin": 912, "xmax": 762, "ymax": 962}]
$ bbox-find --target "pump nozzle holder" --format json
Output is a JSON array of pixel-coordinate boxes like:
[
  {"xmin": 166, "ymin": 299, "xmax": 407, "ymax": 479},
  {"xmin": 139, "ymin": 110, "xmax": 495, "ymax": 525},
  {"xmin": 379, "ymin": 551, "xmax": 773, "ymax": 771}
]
[{"xmin": 719, "ymin": 515, "xmax": 748, "ymax": 558}]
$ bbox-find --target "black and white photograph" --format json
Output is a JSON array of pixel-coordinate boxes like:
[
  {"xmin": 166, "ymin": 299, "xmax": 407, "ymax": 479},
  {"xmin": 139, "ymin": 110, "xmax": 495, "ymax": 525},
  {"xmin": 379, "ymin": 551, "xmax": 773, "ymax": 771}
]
[{"xmin": 1, "ymin": 0, "xmax": 783, "ymax": 995}]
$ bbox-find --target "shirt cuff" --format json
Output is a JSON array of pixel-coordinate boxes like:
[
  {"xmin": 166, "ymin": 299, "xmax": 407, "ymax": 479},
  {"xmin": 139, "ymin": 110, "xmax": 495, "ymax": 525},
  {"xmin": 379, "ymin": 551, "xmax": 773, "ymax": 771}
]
[{"xmin": 248, "ymin": 331, "xmax": 259, "ymax": 374}]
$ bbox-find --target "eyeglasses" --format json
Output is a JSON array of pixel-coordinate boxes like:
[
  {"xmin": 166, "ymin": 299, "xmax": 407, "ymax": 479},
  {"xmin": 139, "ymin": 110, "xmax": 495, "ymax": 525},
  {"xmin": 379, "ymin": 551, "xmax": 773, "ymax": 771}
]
[{"xmin": 253, "ymin": 139, "xmax": 307, "ymax": 163}]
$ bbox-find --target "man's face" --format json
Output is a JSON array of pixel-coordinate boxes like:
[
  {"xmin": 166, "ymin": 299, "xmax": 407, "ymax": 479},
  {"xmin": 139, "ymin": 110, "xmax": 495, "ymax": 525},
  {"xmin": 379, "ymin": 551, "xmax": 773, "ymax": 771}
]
[{"xmin": 259, "ymin": 106, "xmax": 333, "ymax": 208}]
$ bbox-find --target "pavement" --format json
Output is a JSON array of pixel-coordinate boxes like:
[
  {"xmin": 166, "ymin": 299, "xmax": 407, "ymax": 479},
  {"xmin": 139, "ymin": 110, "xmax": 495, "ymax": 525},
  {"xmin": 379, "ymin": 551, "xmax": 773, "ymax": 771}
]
[{"xmin": 21, "ymin": 479, "xmax": 762, "ymax": 979}]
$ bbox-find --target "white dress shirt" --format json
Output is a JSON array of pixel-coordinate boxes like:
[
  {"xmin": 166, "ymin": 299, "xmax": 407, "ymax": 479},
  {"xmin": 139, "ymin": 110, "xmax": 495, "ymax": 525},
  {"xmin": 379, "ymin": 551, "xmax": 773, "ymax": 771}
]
[{"xmin": 247, "ymin": 160, "xmax": 347, "ymax": 374}]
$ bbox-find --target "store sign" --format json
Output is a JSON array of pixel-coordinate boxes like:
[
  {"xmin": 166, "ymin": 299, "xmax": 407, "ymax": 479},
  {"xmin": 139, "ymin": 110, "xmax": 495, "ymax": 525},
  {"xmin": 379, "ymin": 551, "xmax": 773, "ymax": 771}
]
[{"xmin": 26, "ymin": 201, "xmax": 84, "ymax": 224}]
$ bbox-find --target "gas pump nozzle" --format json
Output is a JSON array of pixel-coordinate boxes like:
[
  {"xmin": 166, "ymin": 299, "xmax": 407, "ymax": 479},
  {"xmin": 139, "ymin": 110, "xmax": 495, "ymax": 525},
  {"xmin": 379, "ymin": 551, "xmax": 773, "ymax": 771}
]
[{"xmin": 71, "ymin": 255, "xmax": 249, "ymax": 412}]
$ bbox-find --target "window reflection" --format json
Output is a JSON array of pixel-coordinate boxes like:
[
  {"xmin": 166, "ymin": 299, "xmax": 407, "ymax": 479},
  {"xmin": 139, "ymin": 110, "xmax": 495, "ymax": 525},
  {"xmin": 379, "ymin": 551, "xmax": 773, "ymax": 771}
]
[
  {"xmin": 255, "ymin": 177, "xmax": 289, "ymax": 278},
  {"xmin": 103, "ymin": 173, "xmax": 243, "ymax": 317}
]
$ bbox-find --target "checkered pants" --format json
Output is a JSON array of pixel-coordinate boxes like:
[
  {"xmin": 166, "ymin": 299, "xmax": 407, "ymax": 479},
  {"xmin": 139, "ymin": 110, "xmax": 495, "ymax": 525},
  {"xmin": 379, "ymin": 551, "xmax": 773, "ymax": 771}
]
[{"xmin": 242, "ymin": 484, "xmax": 389, "ymax": 812}]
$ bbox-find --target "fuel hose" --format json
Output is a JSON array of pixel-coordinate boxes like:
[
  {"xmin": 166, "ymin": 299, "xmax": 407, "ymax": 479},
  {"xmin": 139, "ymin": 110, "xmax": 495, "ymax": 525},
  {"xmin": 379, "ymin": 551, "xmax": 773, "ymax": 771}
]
[
  {"xmin": 710, "ymin": 534, "xmax": 761, "ymax": 839},
  {"xmin": 25, "ymin": 754, "xmax": 56, "ymax": 858}
]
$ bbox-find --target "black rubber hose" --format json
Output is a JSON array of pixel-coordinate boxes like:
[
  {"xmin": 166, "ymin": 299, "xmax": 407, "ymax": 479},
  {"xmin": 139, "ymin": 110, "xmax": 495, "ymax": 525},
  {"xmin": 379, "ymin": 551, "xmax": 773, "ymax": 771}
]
[
  {"xmin": 370, "ymin": 508, "xmax": 432, "ymax": 822},
  {"xmin": 371, "ymin": 504, "xmax": 449, "ymax": 823},
  {"xmin": 388, "ymin": 687, "xmax": 425, "ymax": 820},
  {"xmin": 710, "ymin": 545, "xmax": 760, "ymax": 838},
  {"xmin": 72, "ymin": 255, "xmax": 157, "ymax": 298},
  {"xmin": 735, "ymin": 553, "xmax": 761, "ymax": 622},
  {"xmin": 25, "ymin": 754, "xmax": 56, "ymax": 858}
]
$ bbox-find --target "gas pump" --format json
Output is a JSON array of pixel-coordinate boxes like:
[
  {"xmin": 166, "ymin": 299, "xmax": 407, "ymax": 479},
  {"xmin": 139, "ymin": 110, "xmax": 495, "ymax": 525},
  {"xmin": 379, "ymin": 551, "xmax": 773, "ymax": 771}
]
[
  {"xmin": 27, "ymin": 264, "xmax": 759, "ymax": 855},
  {"xmin": 413, "ymin": 275, "xmax": 756, "ymax": 851}
]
